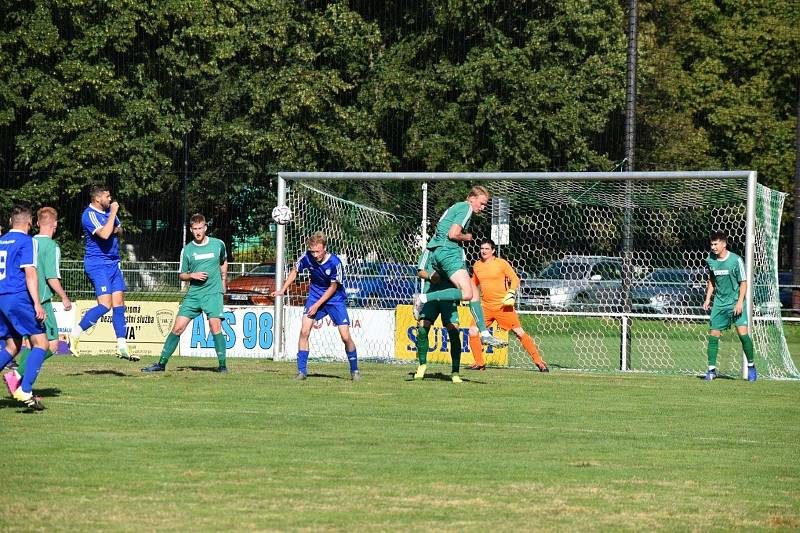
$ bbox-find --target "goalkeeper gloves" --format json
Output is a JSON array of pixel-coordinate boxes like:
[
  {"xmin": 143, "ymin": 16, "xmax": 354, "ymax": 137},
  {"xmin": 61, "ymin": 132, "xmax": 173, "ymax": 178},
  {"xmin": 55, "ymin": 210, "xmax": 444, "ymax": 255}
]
[{"xmin": 502, "ymin": 290, "xmax": 516, "ymax": 307}]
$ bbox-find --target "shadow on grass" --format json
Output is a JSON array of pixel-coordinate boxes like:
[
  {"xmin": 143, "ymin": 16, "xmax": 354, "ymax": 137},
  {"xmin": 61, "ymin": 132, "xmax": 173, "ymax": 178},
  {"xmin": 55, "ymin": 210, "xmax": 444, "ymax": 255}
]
[
  {"xmin": 405, "ymin": 371, "xmax": 485, "ymax": 384},
  {"xmin": 175, "ymin": 366, "xmax": 226, "ymax": 372},
  {"xmin": 694, "ymin": 374, "xmax": 736, "ymax": 380},
  {"xmin": 0, "ymin": 387, "xmax": 60, "ymax": 412},
  {"xmin": 77, "ymin": 369, "xmax": 129, "ymax": 377}
]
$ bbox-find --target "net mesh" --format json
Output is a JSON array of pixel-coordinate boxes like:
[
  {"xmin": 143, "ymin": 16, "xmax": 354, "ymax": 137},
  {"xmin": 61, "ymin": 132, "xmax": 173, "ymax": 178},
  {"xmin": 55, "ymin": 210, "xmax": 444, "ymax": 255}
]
[{"xmin": 279, "ymin": 174, "xmax": 796, "ymax": 379}]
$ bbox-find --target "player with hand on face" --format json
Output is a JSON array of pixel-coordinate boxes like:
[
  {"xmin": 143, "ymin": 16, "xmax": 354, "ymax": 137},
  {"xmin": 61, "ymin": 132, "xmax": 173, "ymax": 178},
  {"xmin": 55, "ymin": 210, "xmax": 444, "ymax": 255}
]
[
  {"xmin": 69, "ymin": 184, "xmax": 138, "ymax": 361},
  {"xmin": 273, "ymin": 232, "xmax": 360, "ymax": 381}
]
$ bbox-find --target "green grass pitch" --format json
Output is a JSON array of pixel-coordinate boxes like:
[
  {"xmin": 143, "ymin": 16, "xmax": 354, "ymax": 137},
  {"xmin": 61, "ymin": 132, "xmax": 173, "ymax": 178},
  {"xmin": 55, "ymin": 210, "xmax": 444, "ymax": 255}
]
[{"xmin": 1, "ymin": 354, "xmax": 799, "ymax": 530}]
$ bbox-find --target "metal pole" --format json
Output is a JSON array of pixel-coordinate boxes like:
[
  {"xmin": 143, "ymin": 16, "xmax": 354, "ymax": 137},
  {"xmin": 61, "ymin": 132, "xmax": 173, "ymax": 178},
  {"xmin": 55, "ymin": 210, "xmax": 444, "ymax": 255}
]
[
  {"xmin": 182, "ymin": 133, "xmax": 189, "ymax": 246},
  {"xmin": 793, "ymin": 81, "xmax": 800, "ymax": 312},
  {"xmin": 274, "ymin": 176, "xmax": 287, "ymax": 358},
  {"xmin": 744, "ymin": 171, "xmax": 757, "ymax": 379},
  {"xmin": 620, "ymin": 0, "xmax": 638, "ymax": 371}
]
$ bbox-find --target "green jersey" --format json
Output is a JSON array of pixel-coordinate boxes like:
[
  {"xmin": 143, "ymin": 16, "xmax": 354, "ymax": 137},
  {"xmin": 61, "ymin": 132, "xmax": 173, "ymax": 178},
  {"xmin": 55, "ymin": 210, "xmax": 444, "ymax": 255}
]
[
  {"xmin": 180, "ymin": 237, "xmax": 227, "ymax": 296},
  {"xmin": 706, "ymin": 251, "xmax": 746, "ymax": 308},
  {"xmin": 426, "ymin": 201, "xmax": 473, "ymax": 250},
  {"xmin": 34, "ymin": 234, "xmax": 61, "ymax": 303}
]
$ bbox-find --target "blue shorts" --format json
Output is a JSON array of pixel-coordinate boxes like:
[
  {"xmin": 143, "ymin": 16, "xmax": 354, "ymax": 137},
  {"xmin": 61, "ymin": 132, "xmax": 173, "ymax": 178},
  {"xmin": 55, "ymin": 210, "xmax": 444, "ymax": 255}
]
[
  {"xmin": 304, "ymin": 299, "xmax": 351, "ymax": 326},
  {"xmin": 85, "ymin": 262, "xmax": 127, "ymax": 296},
  {"xmin": 0, "ymin": 292, "xmax": 46, "ymax": 339}
]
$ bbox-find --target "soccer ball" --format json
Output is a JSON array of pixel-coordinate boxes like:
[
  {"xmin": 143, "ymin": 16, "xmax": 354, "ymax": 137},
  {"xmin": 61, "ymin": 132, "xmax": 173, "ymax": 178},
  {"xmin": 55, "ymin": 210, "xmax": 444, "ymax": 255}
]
[{"xmin": 271, "ymin": 205, "xmax": 292, "ymax": 225}]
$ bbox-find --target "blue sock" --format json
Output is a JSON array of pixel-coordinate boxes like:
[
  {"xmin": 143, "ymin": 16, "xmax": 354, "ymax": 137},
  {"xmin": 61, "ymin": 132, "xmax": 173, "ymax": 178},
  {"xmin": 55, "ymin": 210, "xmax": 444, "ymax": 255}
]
[
  {"xmin": 79, "ymin": 304, "xmax": 110, "ymax": 330},
  {"xmin": 20, "ymin": 347, "xmax": 46, "ymax": 393},
  {"xmin": 112, "ymin": 306, "xmax": 127, "ymax": 339},
  {"xmin": 297, "ymin": 350, "xmax": 309, "ymax": 375},
  {"xmin": 0, "ymin": 349, "xmax": 13, "ymax": 370},
  {"xmin": 346, "ymin": 350, "xmax": 358, "ymax": 373}
]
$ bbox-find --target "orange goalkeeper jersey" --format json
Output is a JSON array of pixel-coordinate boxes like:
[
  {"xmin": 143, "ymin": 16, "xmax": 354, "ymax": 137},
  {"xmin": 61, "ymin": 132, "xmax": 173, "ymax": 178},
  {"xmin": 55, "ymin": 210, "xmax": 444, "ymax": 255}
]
[{"xmin": 472, "ymin": 257, "xmax": 520, "ymax": 311}]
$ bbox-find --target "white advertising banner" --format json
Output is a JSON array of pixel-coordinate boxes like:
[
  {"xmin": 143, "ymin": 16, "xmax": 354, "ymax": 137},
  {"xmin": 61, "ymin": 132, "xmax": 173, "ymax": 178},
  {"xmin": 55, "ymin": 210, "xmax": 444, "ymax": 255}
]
[
  {"xmin": 179, "ymin": 306, "xmax": 276, "ymax": 358},
  {"xmin": 281, "ymin": 306, "xmax": 396, "ymax": 360}
]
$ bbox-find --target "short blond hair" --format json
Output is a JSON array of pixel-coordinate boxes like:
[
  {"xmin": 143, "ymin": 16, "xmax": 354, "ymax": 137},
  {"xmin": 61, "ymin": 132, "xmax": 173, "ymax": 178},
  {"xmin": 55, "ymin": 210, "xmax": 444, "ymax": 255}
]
[
  {"xmin": 307, "ymin": 231, "xmax": 327, "ymax": 247},
  {"xmin": 37, "ymin": 206, "xmax": 58, "ymax": 226},
  {"xmin": 468, "ymin": 185, "xmax": 489, "ymax": 199}
]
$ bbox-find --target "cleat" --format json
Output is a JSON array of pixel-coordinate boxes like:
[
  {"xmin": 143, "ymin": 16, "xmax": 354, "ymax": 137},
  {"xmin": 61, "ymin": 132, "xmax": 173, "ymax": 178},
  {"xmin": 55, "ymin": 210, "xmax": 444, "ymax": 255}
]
[
  {"xmin": 4, "ymin": 371, "xmax": 21, "ymax": 396},
  {"xmin": 351, "ymin": 371, "xmax": 362, "ymax": 381},
  {"xmin": 412, "ymin": 293, "xmax": 424, "ymax": 321},
  {"xmin": 413, "ymin": 363, "xmax": 427, "ymax": 380},
  {"xmin": 467, "ymin": 364, "xmax": 486, "ymax": 371},
  {"xmin": 215, "ymin": 366, "xmax": 228, "ymax": 373},
  {"xmin": 536, "ymin": 362, "xmax": 550, "ymax": 373},
  {"xmin": 294, "ymin": 372, "xmax": 307, "ymax": 381},
  {"xmin": 69, "ymin": 335, "xmax": 80, "ymax": 357},
  {"xmin": 141, "ymin": 363, "xmax": 165, "ymax": 373},
  {"xmin": 12, "ymin": 387, "xmax": 45, "ymax": 410},
  {"xmin": 480, "ymin": 333, "xmax": 508, "ymax": 348},
  {"xmin": 747, "ymin": 366, "xmax": 757, "ymax": 382},
  {"xmin": 116, "ymin": 348, "xmax": 140, "ymax": 362},
  {"xmin": 704, "ymin": 368, "xmax": 717, "ymax": 381},
  {"xmin": 451, "ymin": 373, "xmax": 463, "ymax": 384}
]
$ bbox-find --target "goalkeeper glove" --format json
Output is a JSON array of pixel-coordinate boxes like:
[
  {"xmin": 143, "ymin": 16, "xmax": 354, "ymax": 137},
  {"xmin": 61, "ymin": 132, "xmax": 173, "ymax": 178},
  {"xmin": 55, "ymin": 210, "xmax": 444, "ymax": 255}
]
[{"xmin": 502, "ymin": 290, "xmax": 516, "ymax": 307}]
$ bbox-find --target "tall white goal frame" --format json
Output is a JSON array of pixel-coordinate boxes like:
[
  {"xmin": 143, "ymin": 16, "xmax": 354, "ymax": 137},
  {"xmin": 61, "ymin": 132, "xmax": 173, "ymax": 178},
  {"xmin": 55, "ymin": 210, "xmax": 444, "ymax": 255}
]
[{"xmin": 273, "ymin": 171, "xmax": 779, "ymax": 379}]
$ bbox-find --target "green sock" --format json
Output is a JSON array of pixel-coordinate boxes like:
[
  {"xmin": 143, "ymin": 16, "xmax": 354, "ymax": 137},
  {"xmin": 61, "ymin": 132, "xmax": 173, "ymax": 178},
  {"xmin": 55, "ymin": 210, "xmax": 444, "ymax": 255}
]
[
  {"xmin": 448, "ymin": 328, "xmax": 461, "ymax": 374},
  {"xmin": 707, "ymin": 335, "xmax": 720, "ymax": 368},
  {"xmin": 469, "ymin": 301, "xmax": 488, "ymax": 332},
  {"xmin": 17, "ymin": 347, "xmax": 53, "ymax": 377},
  {"xmin": 213, "ymin": 332, "xmax": 226, "ymax": 368},
  {"xmin": 15, "ymin": 347, "xmax": 32, "ymax": 376},
  {"xmin": 739, "ymin": 334, "xmax": 755, "ymax": 364},
  {"xmin": 425, "ymin": 287, "xmax": 463, "ymax": 303},
  {"xmin": 159, "ymin": 333, "xmax": 180, "ymax": 366},
  {"xmin": 416, "ymin": 326, "xmax": 429, "ymax": 365}
]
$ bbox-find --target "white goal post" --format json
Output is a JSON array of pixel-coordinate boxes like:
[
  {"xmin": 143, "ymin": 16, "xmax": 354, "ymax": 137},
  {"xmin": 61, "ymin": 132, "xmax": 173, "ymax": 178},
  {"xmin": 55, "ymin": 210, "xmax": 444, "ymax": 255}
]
[{"xmin": 272, "ymin": 171, "xmax": 796, "ymax": 380}]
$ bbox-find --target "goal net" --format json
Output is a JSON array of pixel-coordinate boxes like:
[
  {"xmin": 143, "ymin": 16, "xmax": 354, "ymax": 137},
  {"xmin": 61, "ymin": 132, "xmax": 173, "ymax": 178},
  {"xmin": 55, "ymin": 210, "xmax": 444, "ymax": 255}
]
[{"xmin": 274, "ymin": 172, "xmax": 797, "ymax": 380}]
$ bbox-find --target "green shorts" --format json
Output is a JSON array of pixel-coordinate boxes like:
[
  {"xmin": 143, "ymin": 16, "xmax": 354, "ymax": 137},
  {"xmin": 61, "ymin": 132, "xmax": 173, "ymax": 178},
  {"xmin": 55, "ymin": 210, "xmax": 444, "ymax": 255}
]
[
  {"xmin": 709, "ymin": 304, "xmax": 749, "ymax": 331},
  {"xmin": 420, "ymin": 300, "xmax": 460, "ymax": 326},
  {"xmin": 42, "ymin": 301, "xmax": 58, "ymax": 341},
  {"xmin": 429, "ymin": 246, "xmax": 467, "ymax": 279},
  {"xmin": 178, "ymin": 292, "xmax": 224, "ymax": 320}
]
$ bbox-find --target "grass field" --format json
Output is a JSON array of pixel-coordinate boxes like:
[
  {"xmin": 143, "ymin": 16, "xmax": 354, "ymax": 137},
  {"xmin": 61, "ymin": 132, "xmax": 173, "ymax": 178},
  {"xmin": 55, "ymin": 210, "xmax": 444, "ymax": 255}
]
[{"xmin": 2, "ymin": 356, "xmax": 799, "ymax": 531}]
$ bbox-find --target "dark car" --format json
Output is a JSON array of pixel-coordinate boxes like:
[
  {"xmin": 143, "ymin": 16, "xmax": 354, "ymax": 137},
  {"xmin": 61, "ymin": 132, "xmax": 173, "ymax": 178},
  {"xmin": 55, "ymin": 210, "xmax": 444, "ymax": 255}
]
[
  {"xmin": 518, "ymin": 256, "xmax": 624, "ymax": 311},
  {"xmin": 778, "ymin": 271, "xmax": 795, "ymax": 311},
  {"xmin": 630, "ymin": 268, "xmax": 706, "ymax": 315},
  {"xmin": 225, "ymin": 263, "xmax": 308, "ymax": 306},
  {"xmin": 344, "ymin": 262, "xmax": 419, "ymax": 308}
]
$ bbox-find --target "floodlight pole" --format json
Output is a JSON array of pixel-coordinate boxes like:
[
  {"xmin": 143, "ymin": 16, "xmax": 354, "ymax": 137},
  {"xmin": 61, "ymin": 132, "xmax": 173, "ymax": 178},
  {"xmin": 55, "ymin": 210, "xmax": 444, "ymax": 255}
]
[
  {"xmin": 274, "ymin": 175, "xmax": 287, "ymax": 358},
  {"xmin": 621, "ymin": 0, "xmax": 638, "ymax": 371}
]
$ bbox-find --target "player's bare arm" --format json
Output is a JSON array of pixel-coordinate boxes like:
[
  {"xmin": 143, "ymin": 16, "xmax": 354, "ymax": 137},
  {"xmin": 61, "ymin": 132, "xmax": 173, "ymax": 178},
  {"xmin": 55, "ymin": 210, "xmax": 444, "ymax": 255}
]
[
  {"xmin": 94, "ymin": 201, "xmax": 119, "ymax": 240},
  {"xmin": 447, "ymin": 223, "xmax": 471, "ymax": 242},
  {"xmin": 307, "ymin": 281, "xmax": 338, "ymax": 317},
  {"xmin": 734, "ymin": 280, "xmax": 747, "ymax": 316},
  {"xmin": 702, "ymin": 280, "xmax": 714, "ymax": 311},
  {"xmin": 24, "ymin": 265, "xmax": 45, "ymax": 320},
  {"xmin": 273, "ymin": 267, "xmax": 298, "ymax": 296},
  {"xmin": 47, "ymin": 277, "xmax": 72, "ymax": 311}
]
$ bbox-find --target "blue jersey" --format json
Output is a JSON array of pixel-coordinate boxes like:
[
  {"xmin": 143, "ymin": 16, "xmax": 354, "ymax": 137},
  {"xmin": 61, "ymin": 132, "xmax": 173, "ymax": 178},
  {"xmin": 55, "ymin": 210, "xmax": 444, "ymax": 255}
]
[
  {"xmin": 296, "ymin": 251, "xmax": 347, "ymax": 304},
  {"xmin": 82, "ymin": 205, "xmax": 121, "ymax": 264},
  {"xmin": 0, "ymin": 230, "xmax": 37, "ymax": 295}
]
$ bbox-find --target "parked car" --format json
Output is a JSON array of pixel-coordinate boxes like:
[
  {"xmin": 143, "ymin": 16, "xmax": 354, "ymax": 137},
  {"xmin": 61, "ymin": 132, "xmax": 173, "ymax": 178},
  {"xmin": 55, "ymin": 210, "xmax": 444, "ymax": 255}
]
[
  {"xmin": 344, "ymin": 262, "xmax": 419, "ymax": 308},
  {"xmin": 518, "ymin": 256, "xmax": 624, "ymax": 311},
  {"xmin": 778, "ymin": 271, "xmax": 795, "ymax": 311},
  {"xmin": 225, "ymin": 263, "xmax": 308, "ymax": 306},
  {"xmin": 630, "ymin": 268, "xmax": 706, "ymax": 315}
]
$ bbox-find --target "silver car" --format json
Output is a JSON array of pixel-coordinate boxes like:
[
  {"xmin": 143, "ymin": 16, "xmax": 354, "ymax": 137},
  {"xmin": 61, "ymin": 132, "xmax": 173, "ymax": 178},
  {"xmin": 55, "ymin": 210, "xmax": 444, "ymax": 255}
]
[{"xmin": 518, "ymin": 256, "xmax": 624, "ymax": 311}]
